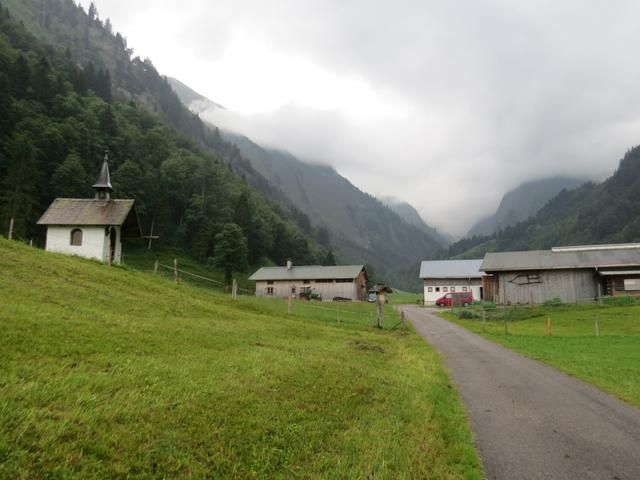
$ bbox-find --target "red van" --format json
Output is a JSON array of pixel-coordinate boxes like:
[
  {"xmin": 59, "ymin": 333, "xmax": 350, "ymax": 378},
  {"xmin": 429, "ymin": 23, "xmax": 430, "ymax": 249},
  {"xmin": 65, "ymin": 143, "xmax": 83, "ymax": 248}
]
[{"xmin": 435, "ymin": 291, "xmax": 473, "ymax": 307}]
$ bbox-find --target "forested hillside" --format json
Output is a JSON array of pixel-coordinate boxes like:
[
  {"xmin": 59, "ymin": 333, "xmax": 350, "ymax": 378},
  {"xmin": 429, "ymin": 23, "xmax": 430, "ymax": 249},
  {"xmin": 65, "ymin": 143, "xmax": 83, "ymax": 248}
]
[
  {"xmin": 167, "ymin": 78, "xmax": 446, "ymax": 290},
  {"xmin": 447, "ymin": 147, "xmax": 640, "ymax": 256},
  {"xmin": 466, "ymin": 176, "xmax": 585, "ymax": 238},
  {"xmin": 0, "ymin": 2, "xmax": 322, "ymax": 273}
]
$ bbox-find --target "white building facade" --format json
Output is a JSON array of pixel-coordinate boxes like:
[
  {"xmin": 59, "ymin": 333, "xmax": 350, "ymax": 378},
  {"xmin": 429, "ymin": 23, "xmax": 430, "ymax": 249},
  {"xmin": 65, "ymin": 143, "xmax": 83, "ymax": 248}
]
[
  {"xmin": 44, "ymin": 225, "xmax": 123, "ymax": 264},
  {"xmin": 419, "ymin": 259, "xmax": 484, "ymax": 305}
]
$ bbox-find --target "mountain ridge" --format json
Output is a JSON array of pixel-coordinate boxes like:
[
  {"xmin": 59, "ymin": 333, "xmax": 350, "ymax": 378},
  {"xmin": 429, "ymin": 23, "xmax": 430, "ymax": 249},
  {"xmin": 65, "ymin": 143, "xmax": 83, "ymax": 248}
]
[
  {"xmin": 447, "ymin": 147, "xmax": 640, "ymax": 257},
  {"xmin": 466, "ymin": 176, "xmax": 586, "ymax": 238},
  {"xmin": 166, "ymin": 77, "xmax": 445, "ymax": 290}
]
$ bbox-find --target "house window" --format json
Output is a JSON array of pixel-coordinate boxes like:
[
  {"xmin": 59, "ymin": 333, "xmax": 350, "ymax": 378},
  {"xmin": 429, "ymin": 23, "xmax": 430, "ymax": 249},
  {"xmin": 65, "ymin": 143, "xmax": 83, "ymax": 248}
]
[
  {"xmin": 435, "ymin": 287, "xmax": 440, "ymax": 292},
  {"xmin": 302, "ymin": 280, "xmax": 310, "ymax": 284},
  {"xmin": 462, "ymin": 286, "xmax": 468, "ymax": 292},
  {"xmin": 316, "ymin": 279, "xmax": 333, "ymax": 283},
  {"xmin": 451, "ymin": 287, "xmax": 456, "ymax": 292},
  {"xmin": 266, "ymin": 287, "xmax": 274, "ymax": 295},
  {"xmin": 443, "ymin": 287, "xmax": 448, "ymax": 292},
  {"xmin": 624, "ymin": 279, "xmax": 640, "ymax": 291},
  {"xmin": 336, "ymin": 278, "xmax": 353, "ymax": 283},
  {"xmin": 291, "ymin": 286, "xmax": 296, "ymax": 294},
  {"xmin": 70, "ymin": 228, "xmax": 83, "ymax": 246},
  {"xmin": 267, "ymin": 280, "xmax": 274, "ymax": 285},
  {"xmin": 428, "ymin": 287, "xmax": 433, "ymax": 292}
]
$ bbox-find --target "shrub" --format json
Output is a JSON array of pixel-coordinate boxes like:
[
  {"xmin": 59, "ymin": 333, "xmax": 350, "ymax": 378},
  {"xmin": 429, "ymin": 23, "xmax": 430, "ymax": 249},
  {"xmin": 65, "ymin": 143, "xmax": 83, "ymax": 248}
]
[
  {"xmin": 543, "ymin": 297, "xmax": 563, "ymax": 307},
  {"xmin": 601, "ymin": 295, "xmax": 640, "ymax": 306},
  {"xmin": 457, "ymin": 310, "xmax": 477, "ymax": 319}
]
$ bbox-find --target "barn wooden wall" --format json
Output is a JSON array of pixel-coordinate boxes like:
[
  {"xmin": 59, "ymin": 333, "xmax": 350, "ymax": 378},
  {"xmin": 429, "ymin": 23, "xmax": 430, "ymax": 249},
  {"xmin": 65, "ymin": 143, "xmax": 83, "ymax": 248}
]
[
  {"xmin": 255, "ymin": 279, "xmax": 361, "ymax": 300},
  {"xmin": 496, "ymin": 269, "xmax": 598, "ymax": 305}
]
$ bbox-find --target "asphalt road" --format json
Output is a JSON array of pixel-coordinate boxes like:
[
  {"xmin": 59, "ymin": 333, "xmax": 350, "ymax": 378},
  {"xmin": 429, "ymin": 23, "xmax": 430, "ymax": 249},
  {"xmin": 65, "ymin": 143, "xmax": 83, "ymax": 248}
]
[{"xmin": 404, "ymin": 306, "xmax": 640, "ymax": 480}]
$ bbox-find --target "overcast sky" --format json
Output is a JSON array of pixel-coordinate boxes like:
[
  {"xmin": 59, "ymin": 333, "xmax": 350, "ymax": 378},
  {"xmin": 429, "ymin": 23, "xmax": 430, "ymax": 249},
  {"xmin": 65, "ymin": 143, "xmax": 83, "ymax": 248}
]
[{"xmin": 80, "ymin": 0, "xmax": 640, "ymax": 235}]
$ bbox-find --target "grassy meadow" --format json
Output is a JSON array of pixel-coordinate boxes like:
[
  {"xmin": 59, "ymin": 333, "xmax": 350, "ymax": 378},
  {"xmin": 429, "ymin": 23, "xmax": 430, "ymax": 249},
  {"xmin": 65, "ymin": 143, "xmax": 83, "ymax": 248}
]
[
  {"xmin": 440, "ymin": 301, "xmax": 640, "ymax": 407},
  {"xmin": 0, "ymin": 238, "xmax": 481, "ymax": 479}
]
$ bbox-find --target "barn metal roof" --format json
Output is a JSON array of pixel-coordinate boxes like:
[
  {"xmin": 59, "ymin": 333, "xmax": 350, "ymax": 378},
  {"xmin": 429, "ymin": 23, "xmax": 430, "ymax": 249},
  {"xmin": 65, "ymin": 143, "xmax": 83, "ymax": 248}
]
[
  {"xmin": 37, "ymin": 199, "xmax": 135, "ymax": 226},
  {"xmin": 481, "ymin": 247, "xmax": 640, "ymax": 272},
  {"xmin": 419, "ymin": 259, "xmax": 484, "ymax": 279},
  {"xmin": 249, "ymin": 265, "xmax": 365, "ymax": 281}
]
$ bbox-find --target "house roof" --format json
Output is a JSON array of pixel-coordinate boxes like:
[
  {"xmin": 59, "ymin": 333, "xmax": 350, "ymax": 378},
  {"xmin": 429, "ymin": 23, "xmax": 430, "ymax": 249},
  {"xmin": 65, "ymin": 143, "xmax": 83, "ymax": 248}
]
[
  {"xmin": 37, "ymin": 199, "xmax": 135, "ymax": 226},
  {"xmin": 481, "ymin": 246, "xmax": 640, "ymax": 272},
  {"xmin": 249, "ymin": 265, "xmax": 365, "ymax": 281},
  {"xmin": 419, "ymin": 259, "xmax": 484, "ymax": 279}
]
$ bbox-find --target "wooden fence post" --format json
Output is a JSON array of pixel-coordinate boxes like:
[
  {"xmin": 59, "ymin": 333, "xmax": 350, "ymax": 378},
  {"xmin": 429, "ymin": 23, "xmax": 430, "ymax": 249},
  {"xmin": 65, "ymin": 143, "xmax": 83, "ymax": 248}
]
[
  {"xmin": 154, "ymin": 260, "xmax": 159, "ymax": 274},
  {"xmin": 29, "ymin": 239, "xmax": 33, "ymax": 247},
  {"xmin": 173, "ymin": 258, "xmax": 179, "ymax": 284},
  {"xmin": 545, "ymin": 317, "xmax": 551, "ymax": 336},
  {"xmin": 8, "ymin": 217, "xmax": 14, "ymax": 240},
  {"xmin": 232, "ymin": 279, "xmax": 238, "ymax": 301},
  {"xmin": 377, "ymin": 301, "xmax": 383, "ymax": 329},
  {"xmin": 288, "ymin": 295, "xmax": 292, "ymax": 315},
  {"xmin": 336, "ymin": 302, "xmax": 340, "ymax": 324}
]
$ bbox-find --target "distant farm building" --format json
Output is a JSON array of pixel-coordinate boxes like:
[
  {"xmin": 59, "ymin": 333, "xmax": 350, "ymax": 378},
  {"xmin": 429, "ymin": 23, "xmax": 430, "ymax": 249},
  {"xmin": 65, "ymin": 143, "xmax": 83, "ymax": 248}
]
[
  {"xmin": 420, "ymin": 259, "xmax": 484, "ymax": 305},
  {"xmin": 37, "ymin": 155, "xmax": 141, "ymax": 265},
  {"xmin": 249, "ymin": 261, "xmax": 368, "ymax": 301},
  {"xmin": 481, "ymin": 243, "xmax": 640, "ymax": 305}
]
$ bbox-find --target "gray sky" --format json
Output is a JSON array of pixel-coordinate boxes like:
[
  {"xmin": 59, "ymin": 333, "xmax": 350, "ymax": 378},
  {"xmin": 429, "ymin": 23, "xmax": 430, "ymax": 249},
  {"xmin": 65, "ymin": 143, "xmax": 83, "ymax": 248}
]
[{"xmin": 81, "ymin": 0, "xmax": 640, "ymax": 235}]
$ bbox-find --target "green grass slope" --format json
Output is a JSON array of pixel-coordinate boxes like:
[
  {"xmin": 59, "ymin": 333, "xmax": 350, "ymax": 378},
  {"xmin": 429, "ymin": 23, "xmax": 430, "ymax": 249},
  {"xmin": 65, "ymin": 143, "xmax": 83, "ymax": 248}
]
[
  {"xmin": 0, "ymin": 239, "xmax": 481, "ymax": 479},
  {"xmin": 441, "ymin": 302, "xmax": 640, "ymax": 407}
]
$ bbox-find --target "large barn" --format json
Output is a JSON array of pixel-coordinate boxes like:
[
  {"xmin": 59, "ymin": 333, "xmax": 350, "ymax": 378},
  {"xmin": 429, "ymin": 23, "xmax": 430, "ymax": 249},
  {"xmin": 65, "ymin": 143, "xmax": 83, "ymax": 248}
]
[
  {"xmin": 37, "ymin": 155, "xmax": 141, "ymax": 265},
  {"xmin": 481, "ymin": 243, "xmax": 640, "ymax": 305},
  {"xmin": 249, "ymin": 262, "xmax": 368, "ymax": 301},
  {"xmin": 419, "ymin": 259, "xmax": 484, "ymax": 305}
]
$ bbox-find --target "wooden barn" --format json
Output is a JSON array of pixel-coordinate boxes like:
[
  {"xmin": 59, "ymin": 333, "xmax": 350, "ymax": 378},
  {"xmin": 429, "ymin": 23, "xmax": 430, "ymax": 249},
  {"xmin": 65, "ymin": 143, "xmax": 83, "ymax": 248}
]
[
  {"xmin": 249, "ymin": 261, "xmax": 368, "ymax": 301},
  {"xmin": 419, "ymin": 259, "xmax": 484, "ymax": 305},
  {"xmin": 37, "ymin": 154, "xmax": 141, "ymax": 265},
  {"xmin": 481, "ymin": 243, "xmax": 640, "ymax": 305}
]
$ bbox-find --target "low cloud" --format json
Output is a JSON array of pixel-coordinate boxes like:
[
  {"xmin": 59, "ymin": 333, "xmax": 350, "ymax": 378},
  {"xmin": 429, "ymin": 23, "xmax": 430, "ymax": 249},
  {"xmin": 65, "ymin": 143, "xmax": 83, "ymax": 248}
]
[{"xmin": 89, "ymin": 0, "xmax": 640, "ymax": 234}]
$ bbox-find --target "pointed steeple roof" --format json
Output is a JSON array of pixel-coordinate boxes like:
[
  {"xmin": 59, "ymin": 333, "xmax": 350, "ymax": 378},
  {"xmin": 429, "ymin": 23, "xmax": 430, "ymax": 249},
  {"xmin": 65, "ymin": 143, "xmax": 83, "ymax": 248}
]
[{"xmin": 92, "ymin": 152, "xmax": 113, "ymax": 192}]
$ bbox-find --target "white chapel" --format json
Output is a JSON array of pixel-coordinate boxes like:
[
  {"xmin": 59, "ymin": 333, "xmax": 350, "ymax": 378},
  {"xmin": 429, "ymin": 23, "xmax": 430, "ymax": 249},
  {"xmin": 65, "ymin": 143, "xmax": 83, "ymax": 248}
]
[{"xmin": 37, "ymin": 154, "xmax": 141, "ymax": 264}]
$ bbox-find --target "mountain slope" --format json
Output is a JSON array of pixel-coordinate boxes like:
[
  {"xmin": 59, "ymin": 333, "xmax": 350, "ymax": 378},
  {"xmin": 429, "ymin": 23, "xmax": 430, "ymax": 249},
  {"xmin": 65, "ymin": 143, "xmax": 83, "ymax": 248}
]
[
  {"xmin": 380, "ymin": 196, "xmax": 453, "ymax": 247},
  {"xmin": 466, "ymin": 176, "xmax": 586, "ymax": 237},
  {"xmin": 0, "ymin": 0, "xmax": 321, "ymax": 267},
  {"xmin": 449, "ymin": 146, "xmax": 640, "ymax": 256},
  {"xmin": 0, "ymin": 238, "xmax": 481, "ymax": 478},
  {"xmin": 167, "ymin": 78, "xmax": 445, "ymax": 290}
]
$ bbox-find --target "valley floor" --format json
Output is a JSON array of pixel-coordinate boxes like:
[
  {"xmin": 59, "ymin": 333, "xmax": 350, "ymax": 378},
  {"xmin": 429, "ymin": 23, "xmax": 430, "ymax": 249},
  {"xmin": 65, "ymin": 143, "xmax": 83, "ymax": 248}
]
[{"xmin": 0, "ymin": 239, "xmax": 481, "ymax": 479}]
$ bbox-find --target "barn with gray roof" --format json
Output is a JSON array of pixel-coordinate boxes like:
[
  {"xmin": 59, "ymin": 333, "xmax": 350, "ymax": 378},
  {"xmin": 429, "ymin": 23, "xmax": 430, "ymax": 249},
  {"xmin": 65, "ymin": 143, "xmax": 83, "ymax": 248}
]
[
  {"xmin": 249, "ymin": 261, "xmax": 368, "ymax": 300},
  {"xmin": 481, "ymin": 243, "xmax": 640, "ymax": 304}
]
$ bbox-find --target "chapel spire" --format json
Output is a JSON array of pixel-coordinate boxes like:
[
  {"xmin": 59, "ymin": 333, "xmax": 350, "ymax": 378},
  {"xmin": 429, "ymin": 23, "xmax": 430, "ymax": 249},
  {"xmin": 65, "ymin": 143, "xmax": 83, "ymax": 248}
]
[{"xmin": 92, "ymin": 151, "xmax": 113, "ymax": 200}]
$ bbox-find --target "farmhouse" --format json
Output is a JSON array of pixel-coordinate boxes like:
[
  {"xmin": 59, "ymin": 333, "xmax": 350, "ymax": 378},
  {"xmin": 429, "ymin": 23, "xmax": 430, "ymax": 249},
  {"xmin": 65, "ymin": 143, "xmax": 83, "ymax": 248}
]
[
  {"xmin": 249, "ymin": 261, "xmax": 368, "ymax": 301},
  {"xmin": 481, "ymin": 243, "xmax": 640, "ymax": 305},
  {"xmin": 37, "ymin": 155, "xmax": 141, "ymax": 265},
  {"xmin": 420, "ymin": 259, "xmax": 484, "ymax": 305}
]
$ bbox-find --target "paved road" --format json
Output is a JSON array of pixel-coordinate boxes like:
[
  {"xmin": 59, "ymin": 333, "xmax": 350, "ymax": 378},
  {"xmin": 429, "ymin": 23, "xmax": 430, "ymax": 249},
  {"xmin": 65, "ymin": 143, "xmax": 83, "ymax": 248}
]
[{"xmin": 404, "ymin": 306, "xmax": 640, "ymax": 480}]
